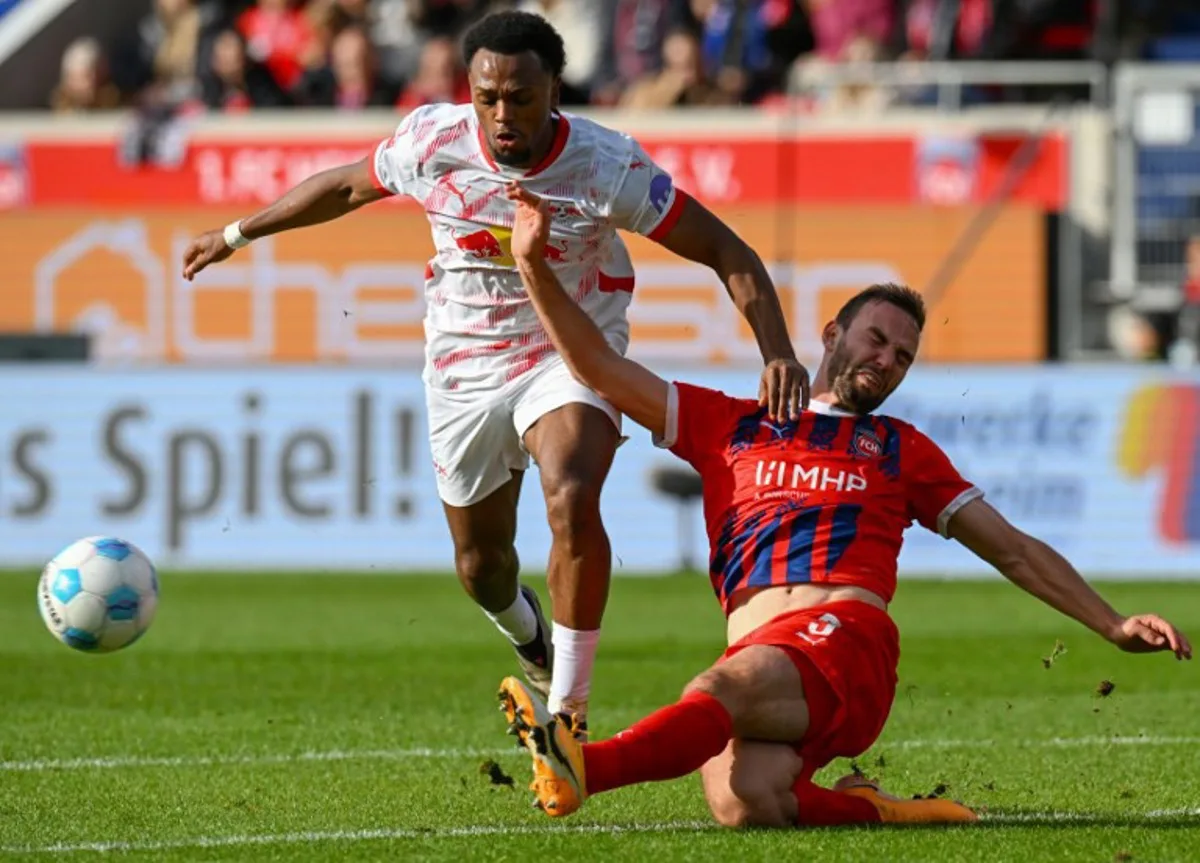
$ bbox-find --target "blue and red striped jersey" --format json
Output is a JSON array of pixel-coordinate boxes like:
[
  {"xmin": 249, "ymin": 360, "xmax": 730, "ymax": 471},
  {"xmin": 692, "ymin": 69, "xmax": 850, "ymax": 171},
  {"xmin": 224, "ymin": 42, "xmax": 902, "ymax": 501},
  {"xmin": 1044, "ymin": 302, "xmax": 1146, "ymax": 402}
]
[{"xmin": 657, "ymin": 382, "xmax": 982, "ymax": 614}]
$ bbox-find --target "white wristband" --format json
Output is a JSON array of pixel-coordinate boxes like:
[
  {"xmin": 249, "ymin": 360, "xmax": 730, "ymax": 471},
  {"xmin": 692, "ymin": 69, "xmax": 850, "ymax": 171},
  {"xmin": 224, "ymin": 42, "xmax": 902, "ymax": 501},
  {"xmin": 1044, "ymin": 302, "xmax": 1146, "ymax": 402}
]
[{"xmin": 223, "ymin": 220, "xmax": 251, "ymax": 250}]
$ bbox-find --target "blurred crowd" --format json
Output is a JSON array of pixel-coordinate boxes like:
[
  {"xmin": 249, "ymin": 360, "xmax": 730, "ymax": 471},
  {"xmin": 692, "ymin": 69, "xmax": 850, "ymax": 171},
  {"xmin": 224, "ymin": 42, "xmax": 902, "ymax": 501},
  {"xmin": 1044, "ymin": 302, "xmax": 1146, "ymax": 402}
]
[{"xmin": 42, "ymin": 0, "xmax": 1199, "ymax": 116}]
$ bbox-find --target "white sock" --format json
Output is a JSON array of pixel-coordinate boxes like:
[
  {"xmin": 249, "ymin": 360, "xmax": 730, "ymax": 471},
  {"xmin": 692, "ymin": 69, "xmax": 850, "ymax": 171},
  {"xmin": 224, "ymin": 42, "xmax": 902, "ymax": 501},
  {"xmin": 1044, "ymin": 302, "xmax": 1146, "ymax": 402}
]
[
  {"xmin": 483, "ymin": 590, "xmax": 539, "ymax": 646},
  {"xmin": 547, "ymin": 624, "xmax": 600, "ymax": 717}
]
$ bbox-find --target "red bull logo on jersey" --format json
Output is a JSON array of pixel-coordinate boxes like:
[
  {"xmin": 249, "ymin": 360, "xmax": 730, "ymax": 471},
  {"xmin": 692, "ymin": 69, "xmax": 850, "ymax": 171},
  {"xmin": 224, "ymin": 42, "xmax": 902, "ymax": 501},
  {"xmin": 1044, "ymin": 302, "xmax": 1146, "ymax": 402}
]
[
  {"xmin": 450, "ymin": 226, "xmax": 513, "ymax": 265},
  {"xmin": 448, "ymin": 226, "xmax": 572, "ymax": 266},
  {"xmin": 755, "ymin": 460, "xmax": 868, "ymax": 495}
]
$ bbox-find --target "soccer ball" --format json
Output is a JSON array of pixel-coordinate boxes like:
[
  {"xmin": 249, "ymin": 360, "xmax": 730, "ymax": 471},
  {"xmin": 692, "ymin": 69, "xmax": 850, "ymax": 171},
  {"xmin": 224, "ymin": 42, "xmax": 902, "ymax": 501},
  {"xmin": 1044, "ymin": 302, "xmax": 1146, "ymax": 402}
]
[{"xmin": 37, "ymin": 537, "xmax": 159, "ymax": 653}]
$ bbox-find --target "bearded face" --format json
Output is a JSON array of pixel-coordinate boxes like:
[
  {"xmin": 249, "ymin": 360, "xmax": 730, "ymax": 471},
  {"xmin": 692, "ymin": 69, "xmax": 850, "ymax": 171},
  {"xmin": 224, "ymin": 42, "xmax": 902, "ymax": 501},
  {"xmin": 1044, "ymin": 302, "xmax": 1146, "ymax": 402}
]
[
  {"xmin": 822, "ymin": 301, "xmax": 920, "ymax": 413},
  {"xmin": 827, "ymin": 336, "xmax": 894, "ymax": 414}
]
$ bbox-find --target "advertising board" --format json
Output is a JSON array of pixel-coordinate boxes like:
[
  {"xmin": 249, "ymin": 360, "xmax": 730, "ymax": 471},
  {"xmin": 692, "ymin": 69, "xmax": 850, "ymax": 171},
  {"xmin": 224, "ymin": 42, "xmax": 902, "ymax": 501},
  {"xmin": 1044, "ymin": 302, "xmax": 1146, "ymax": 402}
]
[
  {"xmin": 0, "ymin": 366, "xmax": 1195, "ymax": 578},
  {"xmin": 0, "ymin": 205, "xmax": 1046, "ymax": 365}
]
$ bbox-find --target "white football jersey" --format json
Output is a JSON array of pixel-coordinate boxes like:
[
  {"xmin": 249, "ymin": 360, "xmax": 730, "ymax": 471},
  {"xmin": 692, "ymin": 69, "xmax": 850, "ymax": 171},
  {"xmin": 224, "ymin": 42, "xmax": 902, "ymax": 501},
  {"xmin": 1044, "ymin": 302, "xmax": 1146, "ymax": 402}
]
[{"xmin": 370, "ymin": 102, "xmax": 683, "ymax": 393}]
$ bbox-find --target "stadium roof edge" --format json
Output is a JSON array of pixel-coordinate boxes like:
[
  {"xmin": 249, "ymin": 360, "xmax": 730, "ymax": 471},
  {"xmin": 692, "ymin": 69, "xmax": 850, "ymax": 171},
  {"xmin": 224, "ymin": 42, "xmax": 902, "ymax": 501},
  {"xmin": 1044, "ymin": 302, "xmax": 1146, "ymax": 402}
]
[{"xmin": 0, "ymin": 0, "xmax": 74, "ymax": 67}]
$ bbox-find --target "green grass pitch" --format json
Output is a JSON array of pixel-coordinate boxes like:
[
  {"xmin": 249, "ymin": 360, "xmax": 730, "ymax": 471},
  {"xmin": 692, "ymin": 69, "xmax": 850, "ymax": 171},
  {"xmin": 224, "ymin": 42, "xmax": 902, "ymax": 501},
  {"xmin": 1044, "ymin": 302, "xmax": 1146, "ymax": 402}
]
[{"xmin": 0, "ymin": 572, "xmax": 1197, "ymax": 861}]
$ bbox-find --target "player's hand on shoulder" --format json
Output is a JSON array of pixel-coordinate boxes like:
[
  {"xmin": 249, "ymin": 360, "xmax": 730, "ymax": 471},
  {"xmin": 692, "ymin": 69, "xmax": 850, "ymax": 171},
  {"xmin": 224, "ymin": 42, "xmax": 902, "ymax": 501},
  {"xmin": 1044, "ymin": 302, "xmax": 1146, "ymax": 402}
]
[
  {"xmin": 182, "ymin": 229, "xmax": 235, "ymax": 281},
  {"xmin": 506, "ymin": 182, "xmax": 550, "ymax": 262},
  {"xmin": 1110, "ymin": 613, "xmax": 1193, "ymax": 659},
  {"xmin": 758, "ymin": 357, "xmax": 811, "ymax": 421}
]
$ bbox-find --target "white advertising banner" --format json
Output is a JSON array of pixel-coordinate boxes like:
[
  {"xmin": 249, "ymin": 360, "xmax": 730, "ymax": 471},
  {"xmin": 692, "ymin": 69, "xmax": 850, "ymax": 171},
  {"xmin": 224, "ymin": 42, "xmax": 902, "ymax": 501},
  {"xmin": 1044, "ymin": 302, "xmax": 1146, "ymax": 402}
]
[{"xmin": 0, "ymin": 365, "xmax": 1197, "ymax": 578}]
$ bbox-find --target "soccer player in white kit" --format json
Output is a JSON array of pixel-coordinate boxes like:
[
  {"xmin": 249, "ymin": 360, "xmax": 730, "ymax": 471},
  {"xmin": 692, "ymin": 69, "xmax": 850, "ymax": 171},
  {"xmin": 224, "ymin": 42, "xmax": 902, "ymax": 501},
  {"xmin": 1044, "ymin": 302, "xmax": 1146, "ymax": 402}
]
[{"xmin": 181, "ymin": 11, "xmax": 809, "ymax": 737}]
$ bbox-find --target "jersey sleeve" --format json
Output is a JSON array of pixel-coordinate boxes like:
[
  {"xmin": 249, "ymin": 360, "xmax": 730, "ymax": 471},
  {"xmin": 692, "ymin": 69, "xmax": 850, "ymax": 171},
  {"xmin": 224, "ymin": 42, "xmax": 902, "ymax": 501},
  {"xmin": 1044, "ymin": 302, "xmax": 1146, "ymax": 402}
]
[
  {"xmin": 369, "ymin": 105, "xmax": 436, "ymax": 198},
  {"xmin": 608, "ymin": 140, "xmax": 687, "ymax": 242},
  {"xmin": 905, "ymin": 427, "xmax": 983, "ymax": 538},
  {"xmin": 654, "ymin": 382, "xmax": 742, "ymax": 471}
]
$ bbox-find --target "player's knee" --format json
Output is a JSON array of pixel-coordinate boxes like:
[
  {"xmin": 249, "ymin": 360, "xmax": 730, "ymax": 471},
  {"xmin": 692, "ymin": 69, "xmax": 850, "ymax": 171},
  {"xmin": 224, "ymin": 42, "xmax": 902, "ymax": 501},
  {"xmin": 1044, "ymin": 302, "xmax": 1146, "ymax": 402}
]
[
  {"xmin": 454, "ymin": 544, "xmax": 517, "ymax": 589},
  {"xmin": 708, "ymin": 795, "xmax": 753, "ymax": 829},
  {"xmin": 542, "ymin": 476, "xmax": 604, "ymax": 540},
  {"xmin": 682, "ymin": 668, "xmax": 752, "ymax": 724},
  {"xmin": 708, "ymin": 789, "xmax": 792, "ymax": 829}
]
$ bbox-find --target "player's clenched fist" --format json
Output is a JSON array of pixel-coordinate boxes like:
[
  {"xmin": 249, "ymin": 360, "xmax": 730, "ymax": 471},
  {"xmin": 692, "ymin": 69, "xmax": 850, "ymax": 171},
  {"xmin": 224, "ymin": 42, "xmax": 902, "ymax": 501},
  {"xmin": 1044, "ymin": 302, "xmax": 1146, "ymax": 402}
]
[
  {"xmin": 1110, "ymin": 614, "xmax": 1193, "ymax": 659},
  {"xmin": 182, "ymin": 229, "xmax": 235, "ymax": 281}
]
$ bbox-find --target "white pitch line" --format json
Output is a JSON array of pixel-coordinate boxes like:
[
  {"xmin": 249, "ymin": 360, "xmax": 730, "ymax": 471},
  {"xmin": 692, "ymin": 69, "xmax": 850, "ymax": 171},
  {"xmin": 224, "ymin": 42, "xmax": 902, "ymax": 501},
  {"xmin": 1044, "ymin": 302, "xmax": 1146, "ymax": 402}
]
[
  {"xmin": 5, "ymin": 735, "xmax": 1199, "ymax": 774},
  {"xmin": 0, "ymin": 747, "xmax": 513, "ymax": 773},
  {"xmin": 5, "ymin": 811, "xmax": 1200, "ymax": 855},
  {"xmin": 888, "ymin": 735, "xmax": 1200, "ymax": 750},
  {"xmin": 979, "ymin": 808, "xmax": 1200, "ymax": 824},
  {"xmin": 0, "ymin": 821, "xmax": 717, "ymax": 855}
]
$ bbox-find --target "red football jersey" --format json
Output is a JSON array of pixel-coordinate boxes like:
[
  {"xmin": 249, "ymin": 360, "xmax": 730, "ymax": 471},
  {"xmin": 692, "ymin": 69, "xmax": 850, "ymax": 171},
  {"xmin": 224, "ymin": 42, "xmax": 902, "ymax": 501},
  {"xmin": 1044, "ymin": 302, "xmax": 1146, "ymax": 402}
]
[{"xmin": 658, "ymin": 383, "xmax": 981, "ymax": 613}]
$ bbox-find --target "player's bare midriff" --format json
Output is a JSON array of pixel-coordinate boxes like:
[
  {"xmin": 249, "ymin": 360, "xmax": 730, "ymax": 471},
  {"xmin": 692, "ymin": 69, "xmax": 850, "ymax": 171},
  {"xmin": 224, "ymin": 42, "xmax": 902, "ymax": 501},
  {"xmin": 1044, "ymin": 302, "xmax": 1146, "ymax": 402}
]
[{"xmin": 725, "ymin": 583, "xmax": 888, "ymax": 644}]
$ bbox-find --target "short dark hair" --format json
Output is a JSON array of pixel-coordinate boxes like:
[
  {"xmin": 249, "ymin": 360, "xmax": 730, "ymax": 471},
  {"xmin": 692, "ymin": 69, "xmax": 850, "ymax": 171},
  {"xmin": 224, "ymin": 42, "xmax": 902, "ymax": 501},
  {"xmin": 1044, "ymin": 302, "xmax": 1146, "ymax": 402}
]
[
  {"xmin": 462, "ymin": 11, "xmax": 566, "ymax": 78},
  {"xmin": 835, "ymin": 283, "xmax": 926, "ymax": 332}
]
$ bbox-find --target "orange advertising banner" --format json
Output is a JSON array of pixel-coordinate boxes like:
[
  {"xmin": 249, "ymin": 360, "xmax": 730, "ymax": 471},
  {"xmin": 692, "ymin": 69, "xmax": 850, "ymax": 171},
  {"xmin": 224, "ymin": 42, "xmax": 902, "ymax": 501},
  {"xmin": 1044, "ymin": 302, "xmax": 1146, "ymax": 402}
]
[{"xmin": 0, "ymin": 204, "xmax": 1044, "ymax": 364}]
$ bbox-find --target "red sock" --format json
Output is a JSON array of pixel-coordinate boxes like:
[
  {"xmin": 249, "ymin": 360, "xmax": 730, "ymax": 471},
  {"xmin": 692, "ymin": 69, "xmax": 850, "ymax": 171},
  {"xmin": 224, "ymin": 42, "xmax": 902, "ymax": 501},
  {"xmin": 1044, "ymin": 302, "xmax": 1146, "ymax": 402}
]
[
  {"xmin": 793, "ymin": 778, "xmax": 882, "ymax": 826},
  {"xmin": 582, "ymin": 691, "xmax": 733, "ymax": 795}
]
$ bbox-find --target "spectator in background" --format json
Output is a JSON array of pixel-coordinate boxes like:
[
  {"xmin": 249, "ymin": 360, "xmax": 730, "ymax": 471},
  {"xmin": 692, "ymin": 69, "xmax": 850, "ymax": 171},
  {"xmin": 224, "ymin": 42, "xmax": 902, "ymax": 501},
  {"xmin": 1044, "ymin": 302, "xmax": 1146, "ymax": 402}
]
[
  {"xmin": 292, "ymin": 24, "xmax": 398, "ymax": 107},
  {"xmin": 409, "ymin": 0, "xmax": 493, "ymax": 38},
  {"xmin": 237, "ymin": 0, "xmax": 317, "ymax": 92},
  {"xmin": 788, "ymin": 0, "xmax": 892, "ymax": 110},
  {"xmin": 395, "ymin": 35, "xmax": 470, "ymax": 107},
  {"xmin": 366, "ymin": 0, "xmax": 425, "ymax": 87},
  {"xmin": 882, "ymin": 0, "xmax": 1010, "ymax": 106},
  {"xmin": 307, "ymin": 0, "xmax": 370, "ymax": 60},
  {"xmin": 51, "ymin": 37, "xmax": 122, "ymax": 112},
  {"xmin": 802, "ymin": 0, "xmax": 892, "ymax": 60},
  {"xmin": 113, "ymin": 0, "xmax": 221, "ymax": 103},
  {"xmin": 517, "ymin": 0, "xmax": 602, "ymax": 103},
  {"xmin": 620, "ymin": 26, "xmax": 731, "ymax": 108},
  {"xmin": 148, "ymin": 0, "xmax": 205, "ymax": 103},
  {"xmin": 1169, "ymin": 235, "xmax": 1200, "ymax": 367},
  {"xmin": 361, "ymin": 0, "xmax": 490, "ymax": 92},
  {"xmin": 1109, "ymin": 305, "xmax": 1162, "ymax": 363},
  {"xmin": 891, "ymin": 0, "xmax": 1008, "ymax": 61},
  {"xmin": 592, "ymin": 0, "xmax": 693, "ymax": 106},
  {"xmin": 690, "ymin": 0, "xmax": 806, "ymax": 104},
  {"xmin": 201, "ymin": 27, "xmax": 292, "ymax": 110},
  {"xmin": 980, "ymin": 0, "xmax": 1095, "ymax": 61}
]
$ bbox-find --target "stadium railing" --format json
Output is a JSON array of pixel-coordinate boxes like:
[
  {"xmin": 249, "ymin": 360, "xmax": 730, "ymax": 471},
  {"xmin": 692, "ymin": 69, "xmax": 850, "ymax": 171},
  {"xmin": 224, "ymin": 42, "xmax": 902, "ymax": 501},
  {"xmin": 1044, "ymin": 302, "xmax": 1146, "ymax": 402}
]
[
  {"xmin": 786, "ymin": 60, "xmax": 1110, "ymax": 110},
  {"xmin": 1109, "ymin": 63, "xmax": 1200, "ymax": 318}
]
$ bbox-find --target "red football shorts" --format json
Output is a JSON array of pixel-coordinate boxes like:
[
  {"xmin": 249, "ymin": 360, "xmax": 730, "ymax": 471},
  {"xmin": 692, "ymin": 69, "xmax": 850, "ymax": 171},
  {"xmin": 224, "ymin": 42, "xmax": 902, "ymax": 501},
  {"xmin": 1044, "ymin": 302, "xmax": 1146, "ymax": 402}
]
[{"xmin": 721, "ymin": 599, "xmax": 900, "ymax": 778}]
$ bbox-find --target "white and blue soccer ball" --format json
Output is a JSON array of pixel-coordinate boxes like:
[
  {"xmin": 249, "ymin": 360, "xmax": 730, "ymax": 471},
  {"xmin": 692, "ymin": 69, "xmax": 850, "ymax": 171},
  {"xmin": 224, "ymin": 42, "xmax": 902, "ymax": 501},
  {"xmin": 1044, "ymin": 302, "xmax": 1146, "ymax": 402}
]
[{"xmin": 37, "ymin": 537, "xmax": 159, "ymax": 653}]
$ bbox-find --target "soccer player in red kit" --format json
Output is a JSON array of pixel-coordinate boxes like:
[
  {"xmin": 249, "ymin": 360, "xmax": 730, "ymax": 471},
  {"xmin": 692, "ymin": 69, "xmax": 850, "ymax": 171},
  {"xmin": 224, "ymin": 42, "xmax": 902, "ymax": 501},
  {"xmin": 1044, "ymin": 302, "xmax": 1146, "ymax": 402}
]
[{"xmin": 491, "ymin": 183, "xmax": 1194, "ymax": 828}]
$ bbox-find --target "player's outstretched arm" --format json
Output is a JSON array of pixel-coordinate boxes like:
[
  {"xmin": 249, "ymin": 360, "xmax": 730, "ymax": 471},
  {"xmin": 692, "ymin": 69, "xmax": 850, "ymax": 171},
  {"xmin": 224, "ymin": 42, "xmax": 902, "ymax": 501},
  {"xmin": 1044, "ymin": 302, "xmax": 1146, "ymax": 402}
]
[
  {"xmin": 947, "ymin": 498, "xmax": 1193, "ymax": 659},
  {"xmin": 654, "ymin": 195, "xmax": 809, "ymax": 419},
  {"xmin": 507, "ymin": 183, "xmax": 670, "ymax": 439},
  {"xmin": 182, "ymin": 157, "xmax": 386, "ymax": 281}
]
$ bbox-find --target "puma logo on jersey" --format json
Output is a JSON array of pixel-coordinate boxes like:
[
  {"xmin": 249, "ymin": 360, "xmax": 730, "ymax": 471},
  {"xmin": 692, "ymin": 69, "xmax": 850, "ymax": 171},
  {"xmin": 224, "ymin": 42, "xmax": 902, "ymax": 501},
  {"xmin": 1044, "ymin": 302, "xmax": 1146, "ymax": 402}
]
[{"xmin": 760, "ymin": 419, "xmax": 794, "ymax": 440}]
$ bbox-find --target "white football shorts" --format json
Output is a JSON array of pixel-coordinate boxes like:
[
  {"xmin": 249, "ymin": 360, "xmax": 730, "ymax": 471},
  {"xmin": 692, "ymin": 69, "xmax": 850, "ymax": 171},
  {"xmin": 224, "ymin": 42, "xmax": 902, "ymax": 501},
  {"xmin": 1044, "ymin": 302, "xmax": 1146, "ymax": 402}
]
[{"xmin": 424, "ymin": 354, "xmax": 622, "ymax": 507}]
